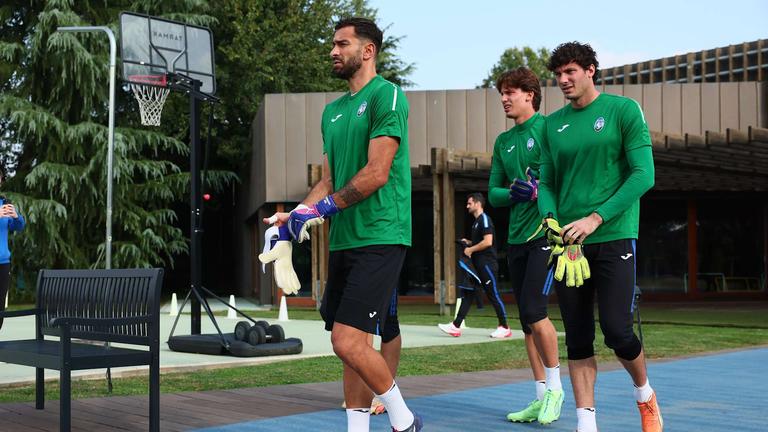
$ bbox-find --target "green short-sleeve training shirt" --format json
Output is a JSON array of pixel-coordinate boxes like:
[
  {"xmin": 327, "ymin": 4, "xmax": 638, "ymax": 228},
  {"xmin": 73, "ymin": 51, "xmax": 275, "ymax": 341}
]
[
  {"xmin": 488, "ymin": 112, "xmax": 545, "ymax": 245},
  {"xmin": 321, "ymin": 75, "xmax": 412, "ymax": 251},
  {"xmin": 541, "ymin": 93, "xmax": 652, "ymax": 243}
]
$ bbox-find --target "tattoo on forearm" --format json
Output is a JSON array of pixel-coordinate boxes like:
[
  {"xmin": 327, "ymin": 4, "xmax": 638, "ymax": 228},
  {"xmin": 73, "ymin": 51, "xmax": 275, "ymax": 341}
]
[{"xmin": 336, "ymin": 183, "xmax": 365, "ymax": 207}]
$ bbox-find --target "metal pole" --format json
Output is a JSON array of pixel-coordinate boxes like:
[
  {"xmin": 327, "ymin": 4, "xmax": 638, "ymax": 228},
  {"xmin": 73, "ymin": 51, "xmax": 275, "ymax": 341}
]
[
  {"xmin": 56, "ymin": 26, "xmax": 116, "ymax": 270},
  {"xmin": 56, "ymin": 25, "xmax": 117, "ymax": 393},
  {"xmin": 190, "ymin": 80, "xmax": 203, "ymax": 335}
]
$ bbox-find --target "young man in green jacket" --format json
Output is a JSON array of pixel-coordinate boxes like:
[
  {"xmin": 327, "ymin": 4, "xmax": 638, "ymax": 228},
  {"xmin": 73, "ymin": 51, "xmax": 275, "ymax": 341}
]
[{"xmin": 487, "ymin": 68, "xmax": 563, "ymax": 425}]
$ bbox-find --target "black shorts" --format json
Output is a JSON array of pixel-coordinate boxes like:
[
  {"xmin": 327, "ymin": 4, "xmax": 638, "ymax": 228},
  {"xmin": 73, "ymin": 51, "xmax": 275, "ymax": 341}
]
[
  {"xmin": 555, "ymin": 239, "xmax": 642, "ymax": 360},
  {"xmin": 378, "ymin": 288, "xmax": 400, "ymax": 343},
  {"xmin": 506, "ymin": 237, "xmax": 552, "ymax": 334},
  {"xmin": 320, "ymin": 245, "xmax": 406, "ymax": 336}
]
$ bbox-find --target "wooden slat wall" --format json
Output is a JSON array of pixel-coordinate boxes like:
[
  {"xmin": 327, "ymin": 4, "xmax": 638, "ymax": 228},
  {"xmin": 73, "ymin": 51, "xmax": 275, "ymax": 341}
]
[
  {"xmin": 485, "ymin": 88, "xmax": 506, "ymax": 150},
  {"xmin": 681, "ymin": 83, "xmax": 701, "ymax": 135},
  {"xmin": 408, "ymin": 91, "xmax": 428, "ymax": 166},
  {"xmin": 284, "ymin": 94, "xmax": 307, "ymax": 202},
  {"xmin": 250, "ymin": 82, "xmax": 767, "ymax": 209},
  {"xmin": 446, "ymin": 90, "xmax": 467, "ymax": 151},
  {"xmin": 466, "ymin": 89, "xmax": 486, "ymax": 153},
  {"xmin": 264, "ymin": 94, "xmax": 286, "ymax": 204}
]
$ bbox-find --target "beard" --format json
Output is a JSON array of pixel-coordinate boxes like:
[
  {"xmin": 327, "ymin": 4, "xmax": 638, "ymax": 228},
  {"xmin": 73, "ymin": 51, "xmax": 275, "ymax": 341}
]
[{"xmin": 331, "ymin": 52, "xmax": 363, "ymax": 80}]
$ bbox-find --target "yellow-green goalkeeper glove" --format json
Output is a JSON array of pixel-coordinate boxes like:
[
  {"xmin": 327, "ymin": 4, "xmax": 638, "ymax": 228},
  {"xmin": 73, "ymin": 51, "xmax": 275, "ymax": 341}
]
[
  {"xmin": 554, "ymin": 244, "xmax": 591, "ymax": 287},
  {"xmin": 259, "ymin": 225, "xmax": 301, "ymax": 295},
  {"xmin": 527, "ymin": 214, "xmax": 565, "ymax": 266}
]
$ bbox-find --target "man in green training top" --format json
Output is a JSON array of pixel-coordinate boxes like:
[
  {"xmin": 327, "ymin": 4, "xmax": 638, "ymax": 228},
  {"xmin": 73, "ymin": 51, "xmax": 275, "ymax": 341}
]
[
  {"xmin": 264, "ymin": 17, "xmax": 420, "ymax": 432},
  {"xmin": 538, "ymin": 42, "xmax": 662, "ymax": 432},
  {"xmin": 487, "ymin": 67, "xmax": 563, "ymax": 425}
]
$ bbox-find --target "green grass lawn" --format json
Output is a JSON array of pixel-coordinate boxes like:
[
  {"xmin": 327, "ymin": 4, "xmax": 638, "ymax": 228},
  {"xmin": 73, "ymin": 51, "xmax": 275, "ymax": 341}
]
[
  {"xmin": 1, "ymin": 302, "xmax": 766, "ymax": 403},
  {"xmin": 222, "ymin": 302, "xmax": 768, "ymax": 328}
]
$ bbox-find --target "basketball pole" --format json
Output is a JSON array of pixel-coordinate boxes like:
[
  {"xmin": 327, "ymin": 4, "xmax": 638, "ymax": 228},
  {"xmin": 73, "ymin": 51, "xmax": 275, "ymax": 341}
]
[
  {"xmin": 56, "ymin": 25, "xmax": 117, "ymax": 393},
  {"xmin": 190, "ymin": 78, "xmax": 203, "ymax": 335}
]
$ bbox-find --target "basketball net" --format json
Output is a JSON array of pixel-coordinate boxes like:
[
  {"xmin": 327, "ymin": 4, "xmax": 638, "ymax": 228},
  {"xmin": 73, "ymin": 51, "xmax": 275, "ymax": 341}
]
[{"xmin": 129, "ymin": 75, "xmax": 170, "ymax": 126}]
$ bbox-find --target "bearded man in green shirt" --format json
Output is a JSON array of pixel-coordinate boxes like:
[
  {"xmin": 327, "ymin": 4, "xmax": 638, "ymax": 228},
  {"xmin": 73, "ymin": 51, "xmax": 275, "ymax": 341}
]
[
  {"xmin": 538, "ymin": 42, "xmax": 662, "ymax": 432},
  {"xmin": 265, "ymin": 17, "xmax": 420, "ymax": 432}
]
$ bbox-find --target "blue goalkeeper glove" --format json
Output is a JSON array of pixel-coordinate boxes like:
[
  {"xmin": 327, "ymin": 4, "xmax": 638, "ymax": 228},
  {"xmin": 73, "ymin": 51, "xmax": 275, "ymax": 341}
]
[
  {"xmin": 509, "ymin": 167, "xmax": 538, "ymax": 202},
  {"xmin": 287, "ymin": 195, "xmax": 340, "ymax": 243}
]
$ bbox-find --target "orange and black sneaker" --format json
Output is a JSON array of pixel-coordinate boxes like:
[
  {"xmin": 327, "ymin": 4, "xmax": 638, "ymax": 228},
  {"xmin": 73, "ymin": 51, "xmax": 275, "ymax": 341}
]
[{"xmin": 637, "ymin": 391, "xmax": 663, "ymax": 432}]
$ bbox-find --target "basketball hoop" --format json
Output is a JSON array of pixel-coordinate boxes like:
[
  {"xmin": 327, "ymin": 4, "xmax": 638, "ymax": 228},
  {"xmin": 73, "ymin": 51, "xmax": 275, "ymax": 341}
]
[{"xmin": 129, "ymin": 74, "xmax": 170, "ymax": 126}]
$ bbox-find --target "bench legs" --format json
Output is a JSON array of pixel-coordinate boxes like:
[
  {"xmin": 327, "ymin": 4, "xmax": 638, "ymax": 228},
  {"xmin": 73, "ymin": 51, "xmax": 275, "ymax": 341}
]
[
  {"xmin": 60, "ymin": 367, "xmax": 71, "ymax": 432},
  {"xmin": 35, "ymin": 368, "xmax": 44, "ymax": 409},
  {"xmin": 150, "ymin": 354, "xmax": 160, "ymax": 432}
]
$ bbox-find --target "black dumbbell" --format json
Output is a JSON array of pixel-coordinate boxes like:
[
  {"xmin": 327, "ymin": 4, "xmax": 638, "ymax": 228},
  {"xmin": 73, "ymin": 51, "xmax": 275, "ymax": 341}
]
[
  {"xmin": 235, "ymin": 320, "xmax": 270, "ymax": 341},
  {"xmin": 234, "ymin": 321, "xmax": 251, "ymax": 341},
  {"xmin": 266, "ymin": 324, "xmax": 285, "ymax": 343},
  {"xmin": 246, "ymin": 324, "xmax": 266, "ymax": 345},
  {"xmin": 245, "ymin": 323, "xmax": 285, "ymax": 346}
]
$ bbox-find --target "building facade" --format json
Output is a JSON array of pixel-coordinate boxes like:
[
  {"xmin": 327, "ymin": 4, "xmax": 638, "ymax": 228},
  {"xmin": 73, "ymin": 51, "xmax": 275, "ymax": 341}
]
[{"xmin": 240, "ymin": 79, "xmax": 768, "ymax": 306}]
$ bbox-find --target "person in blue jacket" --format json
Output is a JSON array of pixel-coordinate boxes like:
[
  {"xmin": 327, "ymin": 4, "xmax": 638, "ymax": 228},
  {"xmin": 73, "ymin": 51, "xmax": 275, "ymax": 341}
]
[{"xmin": 0, "ymin": 167, "xmax": 25, "ymax": 330}]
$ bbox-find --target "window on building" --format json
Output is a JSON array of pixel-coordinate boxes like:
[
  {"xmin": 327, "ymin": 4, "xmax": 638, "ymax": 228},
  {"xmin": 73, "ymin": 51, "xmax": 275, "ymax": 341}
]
[
  {"xmin": 697, "ymin": 198, "xmax": 766, "ymax": 293},
  {"xmin": 637, "ymin": 198, "xmax": 688, "ymax": 293}
]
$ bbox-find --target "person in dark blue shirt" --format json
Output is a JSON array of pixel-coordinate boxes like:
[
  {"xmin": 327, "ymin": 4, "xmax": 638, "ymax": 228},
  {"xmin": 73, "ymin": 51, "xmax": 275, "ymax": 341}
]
[{"xmin": 439, "ymin": 193, "xmax": 511, "ymax": 338}]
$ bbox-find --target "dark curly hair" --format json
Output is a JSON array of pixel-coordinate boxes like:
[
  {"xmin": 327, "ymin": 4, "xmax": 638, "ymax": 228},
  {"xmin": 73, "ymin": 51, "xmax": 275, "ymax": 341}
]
[
  {"xmin": 495, "ymin": 67, "xmax": 542, "ymax": 111},
  {"xmin": 548, "ymin": 41, "xmax": 599, "ymax": 83}
]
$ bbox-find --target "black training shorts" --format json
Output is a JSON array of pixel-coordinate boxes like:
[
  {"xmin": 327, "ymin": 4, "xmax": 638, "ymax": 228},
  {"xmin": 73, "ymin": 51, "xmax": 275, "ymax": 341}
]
[
  {"xmin": 320, "ymin": 245, "xmax": 406, "ymax": 335},
  {"xmin": 506, "ymin": 237, "xmax": 553, "ymax": 333}
]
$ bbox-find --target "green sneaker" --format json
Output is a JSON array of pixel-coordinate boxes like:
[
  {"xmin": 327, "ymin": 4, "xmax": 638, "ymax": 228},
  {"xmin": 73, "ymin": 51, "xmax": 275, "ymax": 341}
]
[
  {"xmin": 506, "ymin": 399, "xmax": 542, "ymax": 422},
  {"xmin": 537, "ymin": 389, "xmax": 564, "ymax": 424}
]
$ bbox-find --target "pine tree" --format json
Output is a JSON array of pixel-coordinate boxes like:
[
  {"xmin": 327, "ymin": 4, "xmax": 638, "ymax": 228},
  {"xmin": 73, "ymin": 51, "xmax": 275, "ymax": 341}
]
[{"xmin": 0, "ymin": 0, "xmax": 234, "ymax": 291}]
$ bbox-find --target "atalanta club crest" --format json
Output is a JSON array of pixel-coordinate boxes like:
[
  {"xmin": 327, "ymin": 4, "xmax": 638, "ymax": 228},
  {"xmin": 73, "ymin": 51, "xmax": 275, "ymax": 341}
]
[
  {"xmin": 357, "ymin": 101, "xmax": 368, "ymax": 117},
  {"xmin": 527, "ymin": 137, "xmax": 535, "ymax": 151},
  {"xmin": 594, "ymin": 116, "xmax": 605, "ymax": 132}
]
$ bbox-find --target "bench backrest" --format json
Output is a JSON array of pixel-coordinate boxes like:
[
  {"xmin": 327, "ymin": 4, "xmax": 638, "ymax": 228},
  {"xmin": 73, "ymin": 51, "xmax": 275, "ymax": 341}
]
[{"xmin": 36, "ymin": 268, "xmax": 164, "ymax": 346}]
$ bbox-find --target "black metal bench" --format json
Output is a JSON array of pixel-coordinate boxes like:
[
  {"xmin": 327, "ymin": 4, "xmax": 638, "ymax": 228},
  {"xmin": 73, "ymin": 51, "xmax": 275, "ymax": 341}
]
[{"xmin": 0, "ymin": 268, "xmax": 163, "ymax": 432}]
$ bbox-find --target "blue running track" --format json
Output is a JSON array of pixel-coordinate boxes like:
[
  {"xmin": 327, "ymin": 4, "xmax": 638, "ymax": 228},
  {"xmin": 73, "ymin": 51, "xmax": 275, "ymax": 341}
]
[{"xmin": 194, "ymin": 347, "xmax": 767, "ymax": 432}]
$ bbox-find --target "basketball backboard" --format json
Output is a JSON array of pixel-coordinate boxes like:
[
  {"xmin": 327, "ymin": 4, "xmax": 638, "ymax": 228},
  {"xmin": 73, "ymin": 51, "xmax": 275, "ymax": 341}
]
[{"xmin": 120, "ymin": 12, "xmax": 216, "ymax": 95}]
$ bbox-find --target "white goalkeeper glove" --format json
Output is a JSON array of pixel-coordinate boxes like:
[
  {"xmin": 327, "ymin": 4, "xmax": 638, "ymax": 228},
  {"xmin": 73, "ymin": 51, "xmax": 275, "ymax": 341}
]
[{"xmin": 259, "ymin": 225, "xmax": 301, "ymax": 295}]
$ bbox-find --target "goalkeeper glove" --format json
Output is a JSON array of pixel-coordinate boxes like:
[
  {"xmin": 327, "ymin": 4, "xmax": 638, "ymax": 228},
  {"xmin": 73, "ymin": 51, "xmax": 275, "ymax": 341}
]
[
  {"xmin": 554, "ymin": 244, "xmax": 591, "ymax": 287},
  {"xmin": 509, "ymin": 167, "xmax": 539, "ymax": 202},
  {"xmin": 259, "ymin": 225, "xmax": 301, "ymax": 295},
  {"xmin": 287, "ymin": 195, "xmax": 340, "ymax": 243}
]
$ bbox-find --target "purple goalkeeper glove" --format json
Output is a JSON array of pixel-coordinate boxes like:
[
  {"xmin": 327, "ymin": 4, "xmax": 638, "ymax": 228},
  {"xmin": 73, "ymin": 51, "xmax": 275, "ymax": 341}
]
[
  {"xmin": 510, "ymin": 167, "xmax": 538, "ymax": 202},
  {"xmin": 287, "ymin": 195, "xmax": 340, "ymax": 243}
]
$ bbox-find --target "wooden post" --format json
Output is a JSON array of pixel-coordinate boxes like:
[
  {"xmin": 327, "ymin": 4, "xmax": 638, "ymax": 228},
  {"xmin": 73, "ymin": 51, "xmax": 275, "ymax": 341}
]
[
  {"xmin": 442, "ymin": 149, "xmax": 456, "ymax": 308},
  {"xmin": 307, "ymin": 164, "xmax": 327, "ymax": 309},
  {"xmin": 432, "ymin": 148, "xmax": 445, "ymax": 314},
  {"xmin": 687, "ymin": 198, "xmax": 699, "ymax": 298},
  {"xmin": 274, "ymin": 203, "xmax": 285, "ymax": 305}
]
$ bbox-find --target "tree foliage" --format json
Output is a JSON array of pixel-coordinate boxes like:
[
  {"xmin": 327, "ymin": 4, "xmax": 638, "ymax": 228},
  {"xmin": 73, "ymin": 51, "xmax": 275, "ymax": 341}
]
[
  {"xmin": 0, "ymin": 0, "xmax": 412, "ymax": 293},
  {"xmin": 207, "ymin": 0, "xmax": 415, "ymax": 166},
  {"xmin": 0, "ymin": 0, "xmax": 234, "ymax": 292},
  {"xmin": 479, "ymin": 46, "xmax": 553, "ymax": 88}
]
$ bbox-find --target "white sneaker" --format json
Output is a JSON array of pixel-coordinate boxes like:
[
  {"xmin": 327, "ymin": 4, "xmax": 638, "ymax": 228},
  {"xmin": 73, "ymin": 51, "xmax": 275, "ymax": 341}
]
[
  {"xmin": 438, "ymin": 322, "xmax": 462, "ymax": 337},
  {"xmin": 490, "ymin": 326, "xmax": 512, "ymax": 338}
]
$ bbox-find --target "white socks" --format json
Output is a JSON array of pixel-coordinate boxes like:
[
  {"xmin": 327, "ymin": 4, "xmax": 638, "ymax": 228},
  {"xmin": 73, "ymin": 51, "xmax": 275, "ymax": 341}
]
[
  {"xmin": 545, "ymin": 364, "xmax": 562, "ymax": 391},
  {"xmin": 346, "ymin": 408, "xmax": 370, "ymax": 432},
  {"xmin": 634, "ymin": 378, "xmax": 654, "ymax": 403},
  {"xmin": 576, "ymin": 407, "xmax": 597, "ymax": 432},
  {"xmin": 376, "ymin": 382, "xmax": 414, "ymax": 431},
  {"xmin": 535, "ymin": 380, "xmax": 546, "ymax": 400}
]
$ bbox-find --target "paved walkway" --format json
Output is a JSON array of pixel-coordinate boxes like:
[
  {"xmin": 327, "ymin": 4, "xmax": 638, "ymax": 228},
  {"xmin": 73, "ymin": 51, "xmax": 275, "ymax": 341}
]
[
  {"xmin": 0, "ymin": 309, "xmax": 524, "ymax": 385},
  {"xmin": 192, "ymin": 347, "xmax": 768, "ymax": 432},
  {"xmin": 0, "ymin": 347, "xmax": 764, "ymax": 431}
]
